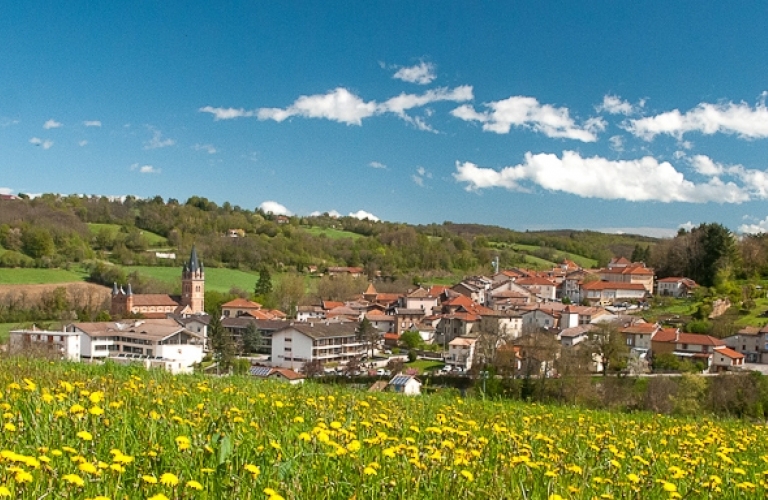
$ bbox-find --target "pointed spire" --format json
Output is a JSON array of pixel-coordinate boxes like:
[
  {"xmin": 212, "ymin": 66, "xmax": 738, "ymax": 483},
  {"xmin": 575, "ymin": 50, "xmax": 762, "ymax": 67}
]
[
  {"xmin": 127, "ymin": 283, "xmax": 133, "ymax": 296},
  {"xmin": 188, "ymin": 245, "xmax": 200, "ymax": 272},
  {"xmin": 112, "ymin": 282, "xmax": 118, "ymax": 295}
]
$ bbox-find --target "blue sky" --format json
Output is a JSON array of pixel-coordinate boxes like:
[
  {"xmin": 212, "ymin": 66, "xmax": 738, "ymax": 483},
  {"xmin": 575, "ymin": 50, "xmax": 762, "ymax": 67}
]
[{"xmin": 3, "ymin": 2, "xmax": 768, "ymax": 236}]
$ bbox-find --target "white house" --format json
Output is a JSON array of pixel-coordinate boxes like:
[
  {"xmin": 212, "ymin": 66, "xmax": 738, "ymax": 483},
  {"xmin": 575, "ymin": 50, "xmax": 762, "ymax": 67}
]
[
  {"xmin": 446, "ymin": 336, "xmax": 478, "ymax": 371},
  {"xmin": 66, "ymin": 319, "xmax": 205, "ymax": 374},
  {"xmin": 9, "ymin": 329, "xmax": 81, "ymax": 361},
  {"xmin": 656, "ymin": 277, "xmax": 698, "ymax": 297},
  {"xmin": 270, "ymin": 322, "xmax": 365, "ymax": 370},
  {"xmin": 388, "ymin": 374, "xmax": 421, "ymax": 395}
]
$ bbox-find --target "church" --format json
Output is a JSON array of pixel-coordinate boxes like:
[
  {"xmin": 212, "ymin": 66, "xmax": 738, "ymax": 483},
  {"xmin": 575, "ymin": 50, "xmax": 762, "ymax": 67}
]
[{"xmin": 110, "ymin": 246, "xmax": 205, "ymax": 318}]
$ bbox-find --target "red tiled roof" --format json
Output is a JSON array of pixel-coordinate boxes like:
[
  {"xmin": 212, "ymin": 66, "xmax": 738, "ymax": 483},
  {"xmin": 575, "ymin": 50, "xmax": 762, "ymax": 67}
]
[
  {"xmin": 516, "ymin": 277, "xmax": 556, "ymax": 286},
  {"xmin": 581, "ymin": 281, "xmax": 647, "ymax": 291},
  {"xmin": 652, "ymin": 329, "xmax": 724, "ymax": 347},
  {"xmin": 715, "ymin": 347, "xmax": 745, "ymax": 359},
  {"xmin": 131, "ymin": 294, "xmax": 180, "ymax": 307},
  {"xmin": 222, "ymin": 298, "xmax": 262, "ymax": 309}
]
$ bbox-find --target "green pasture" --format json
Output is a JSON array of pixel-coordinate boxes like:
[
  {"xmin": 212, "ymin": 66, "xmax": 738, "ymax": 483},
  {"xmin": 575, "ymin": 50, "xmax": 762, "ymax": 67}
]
[
  {"xmin": 0, "ymin": 267, "xmax": 89, "ymax": 285},
  {"xmin": 87, "ymin": 223, "xmax": 168, "ymax": 246},
  {"xmin": 123, "ymin": 266, "xmax": 261, "ymax": 294},
  {"xmin": 302, "ymin": 226, "xmax": 363, "ymax": 240}
]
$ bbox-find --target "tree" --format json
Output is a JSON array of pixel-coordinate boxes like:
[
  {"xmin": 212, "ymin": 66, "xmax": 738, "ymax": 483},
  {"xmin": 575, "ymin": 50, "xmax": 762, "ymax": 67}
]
[
  {"xmin": 588, "ymin": 322, "xmax": 629, "ymax": 376},
  {"xmin": 386, "ymin": 357, "xmax": 404, "ymax": 375},
  {"xmin": 254, "ymin": 268, "xmax": 273, "ymax": 297},
  {"xmin": 242, "ymin": 321, "xmax": 263, "ymax": 354},
  {"xmin": 272, "ymin": 273, "xmax": 305, "ymax": 318},
  {"xmin": 399, "ymin": 330, "xmax": 423, "ymax": 350},
  {"xmin": 208, "ymin": 309, "xmax": 235, "ymax": 373},
  {"xmin": 357, "ymin": 318, "xmax": 379, "ymax": 359},
  {"xmin": 21, "ymin": 226, "xmax": 55, "ymax": 259},
  {"xmin": 302, "ymin": 359, "xmax": 324, "ymax": 378}
]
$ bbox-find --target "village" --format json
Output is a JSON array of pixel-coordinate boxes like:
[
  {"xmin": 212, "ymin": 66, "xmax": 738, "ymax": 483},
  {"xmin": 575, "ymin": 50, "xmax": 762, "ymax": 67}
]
[{"xmin": 8, "ymin": 245, "xmax": 761, "ymax": 396}]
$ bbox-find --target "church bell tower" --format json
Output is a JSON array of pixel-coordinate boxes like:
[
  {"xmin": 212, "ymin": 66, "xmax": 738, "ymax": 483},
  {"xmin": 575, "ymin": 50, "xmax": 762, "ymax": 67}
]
[{"xmin": 181, "ymin": 246, "xmax": 205, "ymax": 314}]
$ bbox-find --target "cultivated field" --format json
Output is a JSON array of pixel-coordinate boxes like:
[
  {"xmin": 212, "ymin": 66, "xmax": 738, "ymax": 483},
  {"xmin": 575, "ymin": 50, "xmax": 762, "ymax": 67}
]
[
  {"xmin": 0, "ymin": 282, "xmax": 110, "ymax": 303},
  {"xmin": 0, "ymin": 359, "xmax": 765, "ymax": 499}
]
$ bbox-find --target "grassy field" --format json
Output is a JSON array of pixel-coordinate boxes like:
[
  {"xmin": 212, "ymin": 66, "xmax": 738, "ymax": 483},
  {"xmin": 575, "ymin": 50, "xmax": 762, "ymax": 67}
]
[
  {"xmin": 491, "ymin": 242, "xmax": 598, "ymax": 269},
  {"xmin": 87, "ymin": 223, "xmax": 168, "ymax": 246},
  {"xmin": 302, "ymin": 226, "xmax": 363, "ymax": 240},
  {"xmin": 124, "ymin": 266, "xmax": 261, "ymax": 294},
  {"xmin": 2, "ymin": 358, "xmax": 768, "ymax": 499},
  {"xmin": 0, "ymin": 322, "xmax": 16, "ymax": 343},
  {"xmin": 404, "ymin": 359, "xmax": 445, "ymax": 373},
  {"xmin": 0, "ymin": 267, "xmax": 89, "ymax": 284}
]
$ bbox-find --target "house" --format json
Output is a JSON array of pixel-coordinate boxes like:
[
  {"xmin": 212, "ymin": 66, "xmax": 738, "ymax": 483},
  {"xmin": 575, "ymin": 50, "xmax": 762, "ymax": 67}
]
[
  {"xmin": 520, "ymin": 307, "xmax": 559, "ymax": 330},
  {"xmin": 711, "ymin": 346, "xmax": 745, "ymax": 372},
  {"xmin": 446, "ymin": 336, "xmax": 478, "ymax": 371},
  {"xmin": 296, "ymin": 305, "xmax": 326, "ymax": 322},
  {"xmin": 650, "ymin": 329, "xmax": 724, "ymax": 370},
  {"xmin": 9, "ymin": 329, "xmax": 81, "ymax": 361},
  {"xmin": 222, "ymin": 317, "xmax": 286, "ymax": 353},
  {"xmin": 222, "ymin": 298, "xmax": 263, "ymax": 318},
  {"xmin": 66, "ymin": 319, "xmax": 205, "ymax": 374},
  {"xmin": 477, "ymin": 311, "xmax": 523, "ymax": 340},
  {"xmin": 270, "ymin": 322, "xmax": 365, "ymax": 369},
  {"xmin": 722, "ymin": 326, "xmax": 768, "ymax": 363},
  {"xmin": 656, "ymin": 277, "xmax": 698, "ymax": 297},
  {"xmin": 248, "ymin": 365, "xmax": 305, "ymax": 384},
  {"xmin": 401, "ymin": 287, "xmax": 440, "ymax": 312},
  {"xmin": 227, "ymin": 228, "xmax": 245, "ymax": 237},
  {"xmin": 364, "ymin": 311, "xmax": 395, "ymax": 332},
  {"xmin": 388, "ymin": 374, "xmax": 422, "ymax": 395},
  {"xmin": 598, "ymin": 262, "xmax": 655, "ymax": 293},
  {"xmin": 110, "ymin": 246, "xmax": 205, "ymax": 317},
  {"xmin": 558, "ymin": 324, "xmax": 593, "ymax": 347},
  {"xmin": 393, "ymin": 308, "xmax": 427, "ymax": 334},
  {"xmin": 621, "ymin": 322, "xmax": 659, "ymax": 352},
  {"xmin": 515, "ymin": 276, "xmax": 558, "ymax": 301},
  {"xmin": 327, "ymin": 267, "xmax": 364, "ymax": 278},
  {"xmin": 579, "ymin": 281, "xmax": 648, "ymax": 305}
]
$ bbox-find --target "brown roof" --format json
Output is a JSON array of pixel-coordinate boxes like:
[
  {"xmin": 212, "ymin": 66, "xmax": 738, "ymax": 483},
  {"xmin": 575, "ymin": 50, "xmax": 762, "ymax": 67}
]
[
  {"xmin": 131, "ymin": 294, "xmax": 180, "ymax": 307},
  {"xmin": 581, "ymin": 281, "xmax": 647, "ymax": 291},
  {"xmin": 516, "ymin": 277, "xmax": 556, "ymax": 286},
  {"xmin": 222, "ymin": 298, "xmax": 262, "ymax": 309},
  {"xmin": 715, "ymin": 347, "xmax": 745, "ymax": 359},
  {"xmin": 449, "ymin": 336, "xmax": 478, "ymax": 346},
  {"xmin": 652, "ymin": 329, "xmax": 724, "ymax": 347}
]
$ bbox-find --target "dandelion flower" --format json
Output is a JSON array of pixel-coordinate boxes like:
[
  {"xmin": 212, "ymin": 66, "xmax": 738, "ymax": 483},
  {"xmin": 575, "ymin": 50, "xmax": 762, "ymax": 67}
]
[
  {"xmin": 77, "ymin": 431, "xmax": 93, "ymax": 441},
  {"xmin": 0, "ymin": 488, "xmax": 12, "ymax": 498},
  {"xmin": 160, "ymin": 472, "xmax": 179, "ymax": 486},
  {"xmin": 186, "ymin": 480, "xmax": 203, "ymax": 490},
  {"xmin": 142, "ymin": 475, "xmax": 158, "ymax": 484},
  {"xmin": 364, "ymin": 466, "xmax": 377, "ymax": 476},
  {"xmin": 62, "ymin": 474, "xmax": 85, "ymax": 487},
  {"xmin": 244, "ymin": 464, "xmax": 261, "ymax": 477},
  {"xmin": 460, "ymin": 470, "xmax": 474, "ymax": 482},
  {"xmin": 148, "ymin": 495, "xmax": 169, "ymax": 500}
]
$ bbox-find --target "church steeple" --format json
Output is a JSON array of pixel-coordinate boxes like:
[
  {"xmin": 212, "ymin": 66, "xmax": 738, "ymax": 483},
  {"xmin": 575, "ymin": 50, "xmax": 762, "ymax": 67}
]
[{"xmin": 181, "ymin": 245, "xmax": 205, "ymax": 314}]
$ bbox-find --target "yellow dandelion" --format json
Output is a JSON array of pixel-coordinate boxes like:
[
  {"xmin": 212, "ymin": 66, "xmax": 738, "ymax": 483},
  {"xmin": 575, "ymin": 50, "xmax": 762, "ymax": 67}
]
[
  {"xmin": 142, "ymin": 475, "xmax": 158, "ymax": 484},
  {"xmin": 186, "ymin": 480, "xmax": 203, "ymax": 490},
  {"xmin": 364, "ymin": 466, "xmax": 377, "ymax": 476},
  {"xmin": 15, "ymin": 470, "xmax": 33, "ymax": 483},
  {"xmin": 62, "ymin": 473, "xmax": 85, "ymax": 487},
  {"xmin": 0, "ymin": 488, "xmax": 12, "ymax": 498},
  {"xmin": 79, "ymin": 462, "xmax": 98, "ymax": 474},
  {"xmin": 244, "ymin": 464, "xmax": 261, "ymax": 477},
  {"xmin": 4, "ymin": 423, "xmax": 15, "ymax": 432},
  {"xmin": 76, "ymin": 430, "xmax": 93, "ymax": 441},
  {"xmin": 148, "ymin": 495, "xmax": 169, "ymax": 500},
  {"xmin": 160, "ymin": 472, "xmax": 179, "ymax": 486},
  {"xmin": 460, "ymin": 470, "xmax": 474, "ymax": 482}
]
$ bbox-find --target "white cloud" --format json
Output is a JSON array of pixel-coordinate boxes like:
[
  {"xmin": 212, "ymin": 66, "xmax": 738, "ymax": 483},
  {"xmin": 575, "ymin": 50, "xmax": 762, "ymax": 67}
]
[
  {"xmin": 626, "ymin": 97, "xmax": 768, "ymax": 140},
  {"xmin": 0, "ymin": 187, "xmax": 12, "ymax": 195},
  {"xmin": 259, "ymin": 201, "xmax": 292, "ymax": 216},
  {"xmin": 198, "ymin": 106, "xmax": 257, "ymax": 120},
  {"xmin": 258, "ymin": 88, "xmax": 378, "ymax": 125},
  {"xmin": 739, "ymin": 216, "xmax": 768, "ymax": 234},
  {"xmin": 393, "ymin": 61, "xmax": 436, "ymax": 85},
  {"xmin": 29, "ymin": 137, "xmax": 53, "ymax": 149},
  {"xmin": 130, "ymin": 163, "xmax": 160, "ymax": 174},
  {"xmin": 349, "ymin": 210, "xmax": 379, "ymax": 221},
  {"xmin": 689, "ymin": 155, "xmax": 726, "ymax": 176},
  {"xmin": 205, "ymin": 85, "xmax": 472, "ymax": 130},
  {"xmin": 78, "ymin": 140, "xmax": 88, "ymax": 147},
  {"xmin": 43, "ymin": 119, "xmax": 62, "ymax": 129},
  {"xmin": 412, "ymin": 166, "xmax": 433, "ymax": 187},
  {"xmin": 597, "ymin": 227, "xmax": 679, "ymax": 238},
  {"xmin": 679, "ymin": 221, "xmax": 695, "ymax": 232},
  {"xmin": 143, "ymin": 126, "xmax": 175, "ymax": 149},
  {"xmin": 451, "ymin": 96, "xmax": 604, "ymax": 142},
  {"xmin": 83, "ymin": 120, "xmax": 101, "ymax": 127},
  {"xmin": 0, "ymin": 118, "xmax": 19, "ymax": 127},
  {"xmin": 609, "ymin": 135, "xmax": 624, "ymax": 152},
  {"xmin": 596, "ymin": 95, "xmax": 636, "ymax": 115},
  {"xmin": 193, "ymin": 143, "xmax": 217, "ymax": 154},
  {"xmin": 453, "ymin": 151, "xmax": 751, "ymax": 203},
  {"xmin": 369, "ymin": 161, "xmax": 387, "ymax": 169}
]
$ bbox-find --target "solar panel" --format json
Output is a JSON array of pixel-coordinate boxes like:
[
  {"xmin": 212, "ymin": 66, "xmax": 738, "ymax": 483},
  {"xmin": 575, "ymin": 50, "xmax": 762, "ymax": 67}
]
[
  {"xmin": 389, "ymin": 375, "xmax": 412, "ymax": 386},
  {"xmin": 249, "ymin": 366, "xmax": 272, "ymax": 377}
]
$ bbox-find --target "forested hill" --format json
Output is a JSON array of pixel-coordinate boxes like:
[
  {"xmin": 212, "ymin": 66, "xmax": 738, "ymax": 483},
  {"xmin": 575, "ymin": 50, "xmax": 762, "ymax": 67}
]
[{"xmin": 1, "ymin": 194, "xmax": 660, "ymax": 277}]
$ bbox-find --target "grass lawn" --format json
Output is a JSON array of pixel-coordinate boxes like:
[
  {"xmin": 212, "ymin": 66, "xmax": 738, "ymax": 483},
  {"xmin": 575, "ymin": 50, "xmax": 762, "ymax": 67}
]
[
  {"xmin": 734, "ymin": 296, "xmax": 768, "ymax": 327},
  {"xmin": 87, "ymin": 223, "xmax": 167, "ymax": 246},
  {"xmin": 405, "ymin": 359, "xmax": 445, "ymax": 374},
  {"xmin": 0, "ymin": 323, "xmax": 16, "ymax": 343},
  {"xmin": 124, "ymin": 266, "xmax": 261, "ymax": 294},
  {"xmin": 0, "ymin": 267, "xmax": 89, "ymax": 285},
  {"xmin": 302, "ymin": 227, "xmax": 363, "ymax": 240}
]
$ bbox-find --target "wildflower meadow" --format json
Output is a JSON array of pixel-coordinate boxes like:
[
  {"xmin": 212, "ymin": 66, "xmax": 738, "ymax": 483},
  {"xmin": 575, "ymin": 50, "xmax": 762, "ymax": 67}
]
[{"xmin": 1, "ymin": 358, "xmax": 767, "ymax": 499}]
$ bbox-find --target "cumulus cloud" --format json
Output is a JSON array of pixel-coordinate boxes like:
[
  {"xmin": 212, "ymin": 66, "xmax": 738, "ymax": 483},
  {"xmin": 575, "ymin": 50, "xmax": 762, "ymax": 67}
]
[
  {"xmin": 609, "ymin": 135, "xmax": 624, "ymax": 152},
  {"xmin": 259, "ymin": 201, "xmax": 292, "ymax": 216},
  {"xmin": 369, "ymin": 161, "xmax": 387, "ymax": 169},
  {"xmin": 83, "ymin": 120, "xmax": 101, "ymax": 127},
  {"xmin": 393, "ymin": 61, "xmax": 437, "ymax": 85},
  {"xmin": 453, "ymin": 151, "xmax": 750, "ymax": 203},
  {"xmin": 451, "ymin": 96, "xmax": 604, "ymax": 142},
  {"xmin": 257, "ymin": 88, "xmax": 378, "ymax": 125},
  {"xmin": 198, "ymin": 106, "xmax": 257, "ymax": 120},
  {"xmin": 193, "ymin": 143, "xmax": 217, "ymax": 154},
  {"xmin": 689, "ymin": 155, "xmax": 726, "ymax": 176},
  {"xmin": 29, "ymin": 137, "xmax": 53, "ymax": 149},
  {"xmin": 0, "ymin": 187, "xmax": 12, "ymax": 195},
  {"xmin": 310, "ymin": 209, "xmax": 342, "ymax": 218},
  {"xmin": 626, "ymin": 96, "xmax": 768, "ymax": 140},
  {"xmin": 78, "ymin": 140, "xmax": 88, "ymax": 147},
  {"xmin": 596, "ymin": 95, "xmax": 637, "ymax": 115},
  {"xmin": 130, "ymin": 163, "xmax": 160, "ymax": 174},
  {"xmin": 143, "ymin": 126, "xmax": 175, "ymax": 149},
  {"xmin": 43, "ymin": 119, "xmax": 62, "ymax": 129},
  {"xmin": 679, "ymin": 221, "xmax": 695, "ymax": 232},
  {"xmin": 203, "ymin": 86, "xmax": 472, "ymax": 130},
  {"xmin": 349, "ymin": 210, "xmax": 379, "ymax": 221},
  {"xmin": 739, "ymin": 217, "xmax": 768, "ymax": 234}
]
